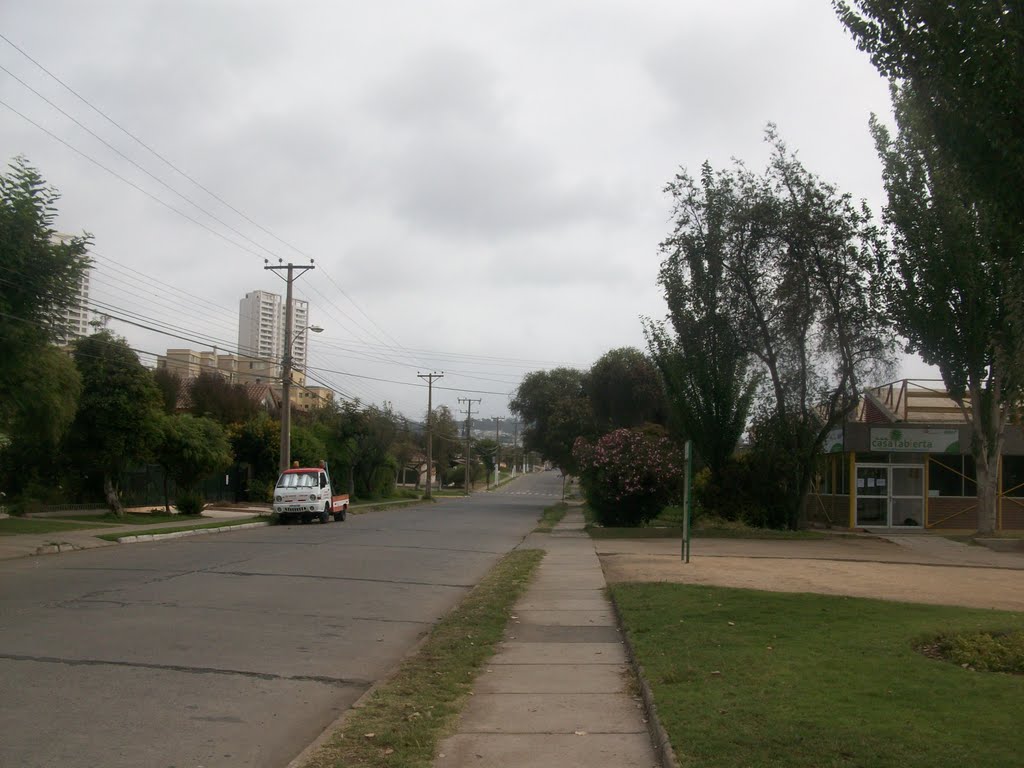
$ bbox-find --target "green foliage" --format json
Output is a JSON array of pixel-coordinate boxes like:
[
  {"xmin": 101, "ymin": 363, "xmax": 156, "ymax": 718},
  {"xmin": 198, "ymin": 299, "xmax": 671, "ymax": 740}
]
[
  {"xmin": 925, "ymin": 630, "xmax": 1024, "ymax": 675},
  {"xmin": 0, "ymin": 158, "xmax": 90, "ymax": 490},
  {"xmin": 870, "ymin": 87, "xmax": 1020, "ymax": 533},
  {"xmin": 173, "ymin": 490, "xmax": 205, "ymax": 516},
  {"xmin": 510, "ymin": 367, "xmax": 594, "ymax": 474},
  {"xmin": 574, "ymin": 428, "xmax": 683, "ymax": 527},
  {"xmin": 152, "ymin": 368, "xmax": 182, "ymax": 414},
  {"xmin": 656, "ymin": 129, "xmax": 895, "ymax": 529},
  {"xmin": 66, "ymin": 331, "xmax": 164, "ymax": 514},
  {"xmin": 289, "ymin": 424, "xmax": 327, "ymax": 468},
  {"xmin": 835, "ymin": 1, "xmax": 1024, "ymax": 238},
  {"xmin": 188, "ymin": 371, "xmax": 257, "ymax": 424},
  {"xmin": 647, "ymin": 163, "xmax": 757, "ymax": 486},
  {"xmin": 230, "ymin": 412, "xmax": 280, "ymax": 491},
  {"xmin": 156, "ymin": 414, "xmax": 232, "ymax": 493},
  {"xmin": 584, "ymin": 347, "xmax": 668, "ymax": 431}
]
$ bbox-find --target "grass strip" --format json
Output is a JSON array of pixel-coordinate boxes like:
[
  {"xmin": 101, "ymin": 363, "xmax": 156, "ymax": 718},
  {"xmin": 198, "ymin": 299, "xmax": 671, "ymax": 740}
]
[
  {"xmin": 612, "ymin": 583, "xmax": 1024, "ymax": 768},
  {"xmin": 300, "ymin": 548, "xmax": 544, "ymax": 768},
  {"xmin": 56, "ymin": 512, "xmax": 203, "ymax": 525},
  {"xmin": 0, "ymin": 517, "xmax": 106, "ymax": 535},
  {"xmin": 534, "ymin": 502, "xmax": 569, "ymax": 532},
  {"xmin": 95, "ymin": 516, "xmax": 270, "ymax": 541}
]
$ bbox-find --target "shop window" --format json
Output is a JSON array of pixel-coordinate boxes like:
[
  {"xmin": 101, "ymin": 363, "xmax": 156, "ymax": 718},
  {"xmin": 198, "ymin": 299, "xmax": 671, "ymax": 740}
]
[
  {"xmin": 1003, "ymin": 456, "xmax": 1024, "ymax": 498},
  {"xmin": 928, "ymin": 455, "xmax": 977, "ymax": 497}
]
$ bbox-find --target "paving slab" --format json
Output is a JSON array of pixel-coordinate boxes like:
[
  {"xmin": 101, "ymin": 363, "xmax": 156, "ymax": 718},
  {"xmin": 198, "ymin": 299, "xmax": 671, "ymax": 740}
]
[
  {"xmin": 493, "ymin": 641, "xmax": 628, "ymax": 665},
  {"xmin": 458, "ymin": 693, "xmax": 647, "ymax": 733},
  {"xmin": 506, "ymin": 624, "xmax": 621, "ymax": 643},
  {"xmin": 474, "ymin": 664, "xmax": 631, "ymax": 694},
  {"xmin": 513, "ymin": 609, "xmax": 616, "ymax": 626},
  {"xmin": 435, "ymin": 732, "xmax": 658, "ymax": 768}
]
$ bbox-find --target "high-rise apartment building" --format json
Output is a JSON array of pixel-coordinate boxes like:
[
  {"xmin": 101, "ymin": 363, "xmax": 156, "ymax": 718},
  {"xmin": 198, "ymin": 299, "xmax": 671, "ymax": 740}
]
[
  {"xmin": 51, "ymin": 233, "xmax": 92, "ymax": 346},
  {"xmin": 237, "ymin": 290, "xmax": 310, "ymax": 383}
]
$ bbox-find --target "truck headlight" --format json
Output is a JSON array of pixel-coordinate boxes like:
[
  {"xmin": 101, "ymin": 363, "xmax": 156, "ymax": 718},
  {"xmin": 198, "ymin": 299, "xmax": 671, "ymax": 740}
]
[
  {"xmin": 309, "ymin": 494, "xmax": 317, "ymax": 501},
  {"xmin": 275, "ymin": 495, "xmax": 282, "ymax": 502}
]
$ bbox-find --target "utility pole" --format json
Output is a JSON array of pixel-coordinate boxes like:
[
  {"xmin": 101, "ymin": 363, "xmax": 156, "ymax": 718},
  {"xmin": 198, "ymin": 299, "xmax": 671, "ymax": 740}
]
[
  {"xmin": 417, "ymin": 372, "xmax": 444, "ymax": 499},
  {"xmin": 458, "ymin": 397, "xmax": 481, "ymax": 495},
  {"xmin": 492, "ymin": 416, "xmax": 503, "ymax": 488},
  {"xmin": 511, "ymin": 420, "xmax": 518, "ymax": 477},
  {"xmin": 265, "ymin": 260, "xmax": 315, "ymax": 473}
]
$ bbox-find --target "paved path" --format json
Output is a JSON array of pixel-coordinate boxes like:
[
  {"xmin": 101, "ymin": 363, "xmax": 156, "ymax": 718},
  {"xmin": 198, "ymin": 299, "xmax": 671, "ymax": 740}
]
[{"xmin": 434, "ymin": 509, "xmax": 659, "ymax": 768}]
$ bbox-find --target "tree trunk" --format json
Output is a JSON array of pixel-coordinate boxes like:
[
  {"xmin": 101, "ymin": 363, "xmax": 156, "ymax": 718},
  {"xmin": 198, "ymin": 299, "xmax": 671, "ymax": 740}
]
[
  {"xmin": 163, "ymin": 472, "xmax": 170, "ymax": 514},
  {"xmin": 103, "ymin": 473, "xmax": 124, "ymax": 517},
  {"xmin": 974, "ymin": 452, "xmax": 1000, "ymax": 534}
]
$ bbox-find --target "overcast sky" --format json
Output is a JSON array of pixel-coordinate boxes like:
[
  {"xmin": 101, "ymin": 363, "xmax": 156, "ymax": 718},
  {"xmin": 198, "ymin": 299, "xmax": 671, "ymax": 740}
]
[{"xmin": 1, "ymin": 1, "xmax": 934, "ymax": 421}]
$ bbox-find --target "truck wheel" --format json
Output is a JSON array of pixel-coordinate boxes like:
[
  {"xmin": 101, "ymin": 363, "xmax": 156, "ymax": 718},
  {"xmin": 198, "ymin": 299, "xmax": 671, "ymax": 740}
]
[
  {"xmin": 319, "ymin": 505, "xmax": 331, "ymax": 524},
  {"xmin": 333, "ymin": 506, "xmax": 347, "ymax": 522}
]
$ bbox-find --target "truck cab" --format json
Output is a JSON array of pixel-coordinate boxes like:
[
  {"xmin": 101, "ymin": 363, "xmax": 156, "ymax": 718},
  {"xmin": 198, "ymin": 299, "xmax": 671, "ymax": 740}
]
[{"xmin": 273, "ymin": 466, "xmax": 349, "ymax": 524}]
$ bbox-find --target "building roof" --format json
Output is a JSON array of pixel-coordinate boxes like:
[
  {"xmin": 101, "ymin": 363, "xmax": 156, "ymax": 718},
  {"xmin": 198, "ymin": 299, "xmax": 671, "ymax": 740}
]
[{"xmin": 854, "ymin": 380, "xmax": 968, "ymax": 424}]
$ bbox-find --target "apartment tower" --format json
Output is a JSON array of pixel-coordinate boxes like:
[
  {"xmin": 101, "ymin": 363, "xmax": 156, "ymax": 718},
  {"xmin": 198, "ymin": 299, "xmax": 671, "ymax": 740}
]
[{"xmin": 237, "ymin": 289, "xmax": 309, "ymax": 382}]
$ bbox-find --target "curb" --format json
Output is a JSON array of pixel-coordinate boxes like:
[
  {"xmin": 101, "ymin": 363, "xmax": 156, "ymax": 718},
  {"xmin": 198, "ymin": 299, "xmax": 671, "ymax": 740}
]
[
  {"xmin": 608, "ymin": 589, "xmax": 681, "ymax": 768},
  {"xmin": 116, "ymin": 521, "xmax": 270, "ymax": 543}
]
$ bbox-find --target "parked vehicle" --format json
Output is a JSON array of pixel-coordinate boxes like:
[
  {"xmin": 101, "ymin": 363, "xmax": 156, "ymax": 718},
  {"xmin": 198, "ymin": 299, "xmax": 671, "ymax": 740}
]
[{"xmin": 273, "ymin": 465, "xmax": 349, "ymax": 524}]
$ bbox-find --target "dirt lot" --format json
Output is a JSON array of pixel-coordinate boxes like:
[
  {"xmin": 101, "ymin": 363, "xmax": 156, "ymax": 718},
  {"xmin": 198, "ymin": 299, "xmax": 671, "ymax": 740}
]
[{"xmin": 596, "ymin": 535, "xmax": 1024, "ymax": 612}]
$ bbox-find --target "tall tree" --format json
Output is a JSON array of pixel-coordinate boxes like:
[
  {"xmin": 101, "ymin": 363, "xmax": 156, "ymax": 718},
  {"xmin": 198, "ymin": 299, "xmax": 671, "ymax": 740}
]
[
  {"xmin": 871, "ymin": 87, "xmax": 1022, "ymax": 533},
  {"xmin": 0, "ymin": 157, "xmax": 90, "ymax": 455},
  {"xmin": 658, "ymin": 130, "xmax": 895, "ymax": 527},
  {"xmin": 66, "ymin": 331, "xmax": 164, "ymax": 515},
  {"xmin": 584, "ymin": 347, "xmax": 668, "ymax": 431},
  {"xmin": 834, "ymin": 1, "xmax": 1024, "ymax": 234},
  {"xmin": 646, "ymin": 163, "xmax": 758, "ymax": 490},
  {"xmin": 510, "ymin": 368, "xmax": 594, "ymax": 475},
  {"xmin": 428, "ymin": 405, "xmax": 460, "ymax": 485}
]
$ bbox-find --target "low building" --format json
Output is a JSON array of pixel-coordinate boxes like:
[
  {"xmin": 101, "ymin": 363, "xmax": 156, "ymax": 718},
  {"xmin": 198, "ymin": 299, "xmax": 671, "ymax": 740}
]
[{"xmin": 807, "ymin": 379, "xmax": 1024, "ymax": 531}]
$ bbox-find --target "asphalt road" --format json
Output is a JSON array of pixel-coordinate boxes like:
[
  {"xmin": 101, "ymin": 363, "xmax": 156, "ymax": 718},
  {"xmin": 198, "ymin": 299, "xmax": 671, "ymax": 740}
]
[{"xmin": 0, "ymin": 472, "xmax": 565, "ymax": 768}]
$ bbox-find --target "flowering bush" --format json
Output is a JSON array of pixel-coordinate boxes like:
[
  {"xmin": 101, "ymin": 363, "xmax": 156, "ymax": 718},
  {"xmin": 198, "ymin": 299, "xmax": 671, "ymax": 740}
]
[{"xmin": 573, "ymin": 428, "xmax": 683, "ymax": 527}]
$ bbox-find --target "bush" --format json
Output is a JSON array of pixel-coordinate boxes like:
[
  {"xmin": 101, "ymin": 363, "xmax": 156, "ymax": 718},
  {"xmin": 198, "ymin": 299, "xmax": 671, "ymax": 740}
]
[
  {"xmin": 925, "ymin": 630, "xmax": 1024, "ymax": 674},
  {"xmin": 246, "ymin": 479, "xmax": 274, "ymax": 503},
  {"xmin": 174, "ymin": 491, "xmax": 205, "ymax": 515},
  {"xmin": 573, "ymin": 429, "xmax": 683, "ymax": 527}
]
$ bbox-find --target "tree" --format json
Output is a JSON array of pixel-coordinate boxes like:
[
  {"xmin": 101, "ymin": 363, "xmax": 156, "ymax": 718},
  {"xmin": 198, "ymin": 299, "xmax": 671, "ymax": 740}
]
[
  {"xmin": 661, "ymin": 130, "xmax": 895, "ymax": 528},
  {"xmin": 66, "ymin": 331, "xmax": 164, "ymax": 515},
  {"xmin": 510, "ymin": 368, "xmax": 594, "ymax": 475},
  {"xmin": 428, "ymin": 405, "xmax": 460, "ymax": 486},
  {"xmin": 646, "ymin": 163, "xmax": 758, "ymax": 497},
  {"xmin": 584, "ymin": 347, "xmax": 668, "ymax": 431},
  {"xmin": 871, "ymin": 87, "xmax": 1022, "ymax": 533},
  {"xmin": 0, "ymin": 157, "xmax": 90, "ymax": 457},
  {"xmin": 834, "ymin": 1, "xmax": 1024, "ymax": 236},
  {"xmin": 230, "ymin": 412, "xmax": 280, "ymax": 501},
  {"xmin": 189, "ymin": 371, "xmax": 257, "ymax": 425},
  {"xmin": 0, "ymin": 346, "xmax": 82, "ymax": 496},
  {"xmin": 152, "ymin": 368, "xmax": 182, "ymax": 414},
  {"xmin": 155, "ymin": 414, "xmax": 232, "ymax": 512}
]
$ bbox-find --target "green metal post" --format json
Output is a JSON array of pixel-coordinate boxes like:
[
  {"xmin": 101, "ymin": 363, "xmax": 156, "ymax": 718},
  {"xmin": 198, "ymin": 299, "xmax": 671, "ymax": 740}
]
[{"xmin": 682, "ymin": 439, "xmax": 692, "ymax": 563}]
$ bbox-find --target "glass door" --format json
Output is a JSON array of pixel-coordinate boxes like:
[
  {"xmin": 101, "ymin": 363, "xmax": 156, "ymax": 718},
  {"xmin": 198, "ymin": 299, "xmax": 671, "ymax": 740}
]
[
  {"xmin": 855, "ymin": 464, "xmax": 925, "ymax": 527},
  {"xmin": 890, "ymin": 465, "xmax": 924, "ymax": 527},
  {"xmin": 855, "ymin": 465, "xmax": 888, "ymax": 526}
]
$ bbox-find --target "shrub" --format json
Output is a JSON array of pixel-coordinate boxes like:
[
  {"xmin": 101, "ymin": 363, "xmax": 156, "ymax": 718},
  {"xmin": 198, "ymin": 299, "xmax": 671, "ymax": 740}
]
[
  {"xmin": 174, "ymin": 491, "xmax": 205, "ymax": 516},
  {"xmin": 925, "ymin": 630, "xmax": 1024, "ymax": 674},
  {"xmin": 573, "ymin": 429, "xmax": 683, "ymax": 527}
]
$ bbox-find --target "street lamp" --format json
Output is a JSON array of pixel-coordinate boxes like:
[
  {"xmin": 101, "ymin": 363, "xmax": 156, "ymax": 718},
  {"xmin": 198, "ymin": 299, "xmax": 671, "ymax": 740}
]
[{"xmin": 279, "ymin": 324, "xmax": 324, "ymax": 472}]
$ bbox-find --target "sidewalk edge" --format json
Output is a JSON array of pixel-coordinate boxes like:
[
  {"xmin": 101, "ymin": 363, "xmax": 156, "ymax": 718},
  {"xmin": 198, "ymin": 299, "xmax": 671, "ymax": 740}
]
[{"xmin": 608, "ymin": 589, "xmax": 682, "ymax": 768}]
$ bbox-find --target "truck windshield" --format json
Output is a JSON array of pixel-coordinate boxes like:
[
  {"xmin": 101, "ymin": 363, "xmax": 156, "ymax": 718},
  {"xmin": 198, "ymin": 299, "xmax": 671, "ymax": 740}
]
[{"xmin": 276, "ymin": 472, "xmax": 318, "ymax": 489}]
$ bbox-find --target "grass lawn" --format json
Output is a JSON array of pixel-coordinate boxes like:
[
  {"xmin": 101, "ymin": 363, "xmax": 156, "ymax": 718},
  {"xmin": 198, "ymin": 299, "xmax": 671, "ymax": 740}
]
[
  {"xmin": 56, "ymin": 512, "xmax": 203, "ymax": 525},
  {"xmin": 0, "ymin": 517, "xmax": 106, "ymax": 535},
  {"xmin": 534, "ymin": 502, "xmax": 569, "ymax": 532},
  {"xmin": 300, "ymin": 548, "xmax": 544, "ymax": 768},
  {"xmin": 612, "ymin": 583, "xmax": 1024, "ymax": 768}
]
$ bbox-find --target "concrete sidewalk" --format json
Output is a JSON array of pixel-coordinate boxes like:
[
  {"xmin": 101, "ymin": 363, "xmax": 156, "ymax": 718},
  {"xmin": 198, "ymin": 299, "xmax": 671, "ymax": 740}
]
[{"xmin": 434, "ymin": 509, "xmax": 662, "ymax": 768}]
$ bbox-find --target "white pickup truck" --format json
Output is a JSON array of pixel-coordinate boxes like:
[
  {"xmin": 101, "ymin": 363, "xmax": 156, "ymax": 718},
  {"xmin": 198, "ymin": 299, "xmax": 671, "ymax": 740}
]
[{"xmin": 273, "ymin": 466, "xmax": 349, "ymax": 524}]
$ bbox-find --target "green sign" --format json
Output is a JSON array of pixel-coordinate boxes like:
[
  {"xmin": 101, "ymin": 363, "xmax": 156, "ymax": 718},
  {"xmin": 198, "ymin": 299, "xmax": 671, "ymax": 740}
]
[
  {"xmin": 825, "ymin": 427, "xmax": 844, "ymax": 453},
  {"xmin": 869, "ymin": 427, "xmax": 960, "ymax": 454}
]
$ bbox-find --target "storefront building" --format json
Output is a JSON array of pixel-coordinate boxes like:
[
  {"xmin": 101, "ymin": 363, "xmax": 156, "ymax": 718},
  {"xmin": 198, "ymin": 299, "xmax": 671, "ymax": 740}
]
[{"xmin": 807, "ymin": 380, "xmax": 1024, "ymax": 531}]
